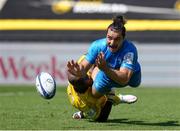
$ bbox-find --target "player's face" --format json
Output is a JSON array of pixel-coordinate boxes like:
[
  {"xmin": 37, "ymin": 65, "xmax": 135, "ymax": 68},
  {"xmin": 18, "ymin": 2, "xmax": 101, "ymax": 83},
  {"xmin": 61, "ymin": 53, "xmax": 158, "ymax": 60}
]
[{"xmin": 106, "ymin": 28, "xmax": 124, "ymax": 52}]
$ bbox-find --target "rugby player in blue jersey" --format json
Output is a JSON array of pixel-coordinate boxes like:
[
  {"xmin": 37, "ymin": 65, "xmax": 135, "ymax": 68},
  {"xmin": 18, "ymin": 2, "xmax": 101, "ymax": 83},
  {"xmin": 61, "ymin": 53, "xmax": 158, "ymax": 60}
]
[{"xmin": 67, "ymin": 15, "xmax": 141, "ymax": 121}]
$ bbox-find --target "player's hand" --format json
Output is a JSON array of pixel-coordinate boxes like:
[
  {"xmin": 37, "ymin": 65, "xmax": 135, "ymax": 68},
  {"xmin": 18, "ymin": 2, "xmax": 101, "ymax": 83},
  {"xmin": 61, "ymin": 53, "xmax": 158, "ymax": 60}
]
[
  {"xmin": 67, "ymin": 60, "xmax": 86, "ymax": 78},
  {"xmin": 96, "ymin": 52, "xmax": 108, "ymax": 71}
]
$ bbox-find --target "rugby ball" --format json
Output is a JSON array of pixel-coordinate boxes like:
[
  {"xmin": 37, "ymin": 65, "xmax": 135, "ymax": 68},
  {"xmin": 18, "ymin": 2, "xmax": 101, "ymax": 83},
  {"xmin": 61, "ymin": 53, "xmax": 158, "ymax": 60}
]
[{"xmin": 35, "ymin": 72, "xmax": 56, "ymax": 99}]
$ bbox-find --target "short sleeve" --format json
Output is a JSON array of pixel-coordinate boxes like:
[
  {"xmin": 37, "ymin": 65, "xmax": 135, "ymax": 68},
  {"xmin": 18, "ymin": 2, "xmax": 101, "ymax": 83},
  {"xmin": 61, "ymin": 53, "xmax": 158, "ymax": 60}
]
[
  {"xmin": 85, "ymin": 41, "xmax": 100, "ymax": 64},
  {"xmin": 121, "ymin": 52, "xmax": 137, "ymax": 71}
]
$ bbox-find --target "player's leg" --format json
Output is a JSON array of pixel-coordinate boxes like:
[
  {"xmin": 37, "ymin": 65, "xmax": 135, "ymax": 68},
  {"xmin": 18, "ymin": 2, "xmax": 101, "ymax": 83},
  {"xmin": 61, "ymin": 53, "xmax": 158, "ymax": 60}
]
[
  {"xmin": 95, "ymin": 100, "xmax": 112, "ymax": 122},
  {"xmin": 91, "ymin": 67, "xmax": 112, "ymax": 98},
  {"xmin": 92, "ymin": 67, "xmax": 138, "ymax": 104},
  {"xmin": 107, "ymin": 90, "xmax": 137, "ymax": 105},
  {"xmin": 94, "ymin": 92, "xmax": 137, "ymax": 122}
]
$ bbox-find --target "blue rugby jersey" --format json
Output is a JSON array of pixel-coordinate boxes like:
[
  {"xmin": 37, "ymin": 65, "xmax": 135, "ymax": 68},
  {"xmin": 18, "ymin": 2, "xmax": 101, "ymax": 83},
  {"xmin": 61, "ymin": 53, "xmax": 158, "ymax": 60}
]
[
  {"xmin": 85, "ymin": 38, "xmax": 141, "ymax": 92},
  {"xmin": 85, "ymin": 38, "xmax": 140, "ymax": 72}
]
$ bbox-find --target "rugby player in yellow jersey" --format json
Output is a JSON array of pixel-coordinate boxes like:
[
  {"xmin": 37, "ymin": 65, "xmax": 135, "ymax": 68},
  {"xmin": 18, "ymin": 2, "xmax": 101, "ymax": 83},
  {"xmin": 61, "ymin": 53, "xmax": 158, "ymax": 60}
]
[
  {"xmin": 67, "ymin": 55, "xmax": 137, "ymax": 122},
  {"xmin": 67, "ymin": 55, "xmax": 113, "ymax": 121}
]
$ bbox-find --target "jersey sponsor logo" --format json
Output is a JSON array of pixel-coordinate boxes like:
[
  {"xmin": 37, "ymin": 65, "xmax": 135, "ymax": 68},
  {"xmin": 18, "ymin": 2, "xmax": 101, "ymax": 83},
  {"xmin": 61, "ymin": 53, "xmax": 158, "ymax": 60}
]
[{"xmin": 123, "ymin": 52, "xmax": 134, "ymax": 65}]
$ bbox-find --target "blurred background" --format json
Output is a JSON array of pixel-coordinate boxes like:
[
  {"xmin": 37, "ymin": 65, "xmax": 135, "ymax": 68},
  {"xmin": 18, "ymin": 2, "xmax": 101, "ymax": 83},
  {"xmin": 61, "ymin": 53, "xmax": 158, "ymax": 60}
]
[{"xmin": 0, "ymin": 0, "xmax": 180, "ymax": 87}]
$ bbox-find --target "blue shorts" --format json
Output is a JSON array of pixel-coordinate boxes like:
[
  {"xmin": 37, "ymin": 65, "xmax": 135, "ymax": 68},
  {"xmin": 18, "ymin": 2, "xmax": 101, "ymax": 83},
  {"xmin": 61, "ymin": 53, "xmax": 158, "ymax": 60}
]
[{"xmin": 92, "ymin": 67, "xmax": 141, "ymax": 94}]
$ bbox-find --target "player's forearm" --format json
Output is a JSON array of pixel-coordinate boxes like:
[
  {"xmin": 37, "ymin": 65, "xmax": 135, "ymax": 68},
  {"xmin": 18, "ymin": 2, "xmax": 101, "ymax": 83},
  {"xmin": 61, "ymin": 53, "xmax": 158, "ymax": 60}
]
[
  {"xmin": 79, "ymin": 59, "xmax": 93, "ymax": 78},
  {"xmin": 103, "ymin": 67, "xmax": 129, "ymax": 85}
]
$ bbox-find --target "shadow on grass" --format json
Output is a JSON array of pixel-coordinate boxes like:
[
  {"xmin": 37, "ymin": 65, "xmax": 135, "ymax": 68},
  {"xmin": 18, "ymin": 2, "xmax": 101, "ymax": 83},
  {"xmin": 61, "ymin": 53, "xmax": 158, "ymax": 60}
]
[{"xmin": 106, "ymin": 118, "xmax": 180, "ymax": 127}]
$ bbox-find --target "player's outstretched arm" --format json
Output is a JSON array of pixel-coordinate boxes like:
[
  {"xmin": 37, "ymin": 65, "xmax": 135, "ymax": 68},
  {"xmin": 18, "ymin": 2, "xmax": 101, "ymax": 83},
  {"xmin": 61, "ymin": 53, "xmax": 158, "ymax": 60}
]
[
  {"xmin": 67, "ymin": 58, "xmax": 93, "ymax": 93},
  {"xmin": 67, "ymin": 59, "xmax": 92, "ymax": 78},
  {"xmin": 96, "ymin": 52, "xmax": 133, "ymax": 85}
]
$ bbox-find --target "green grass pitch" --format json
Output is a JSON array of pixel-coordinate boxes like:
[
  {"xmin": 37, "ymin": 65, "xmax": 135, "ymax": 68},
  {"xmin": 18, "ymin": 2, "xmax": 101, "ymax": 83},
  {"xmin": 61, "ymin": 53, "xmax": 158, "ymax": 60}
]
[{"xmin": 0, "ymin": 85, "xmax": 180, "ymax": 130}]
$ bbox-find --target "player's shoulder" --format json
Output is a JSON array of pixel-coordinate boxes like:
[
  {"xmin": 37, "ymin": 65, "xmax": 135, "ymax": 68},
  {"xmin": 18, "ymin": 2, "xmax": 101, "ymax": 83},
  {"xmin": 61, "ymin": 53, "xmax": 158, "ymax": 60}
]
[{"xmin": 123, "ymin": 39, "xmax": 137, "ymax": 51}]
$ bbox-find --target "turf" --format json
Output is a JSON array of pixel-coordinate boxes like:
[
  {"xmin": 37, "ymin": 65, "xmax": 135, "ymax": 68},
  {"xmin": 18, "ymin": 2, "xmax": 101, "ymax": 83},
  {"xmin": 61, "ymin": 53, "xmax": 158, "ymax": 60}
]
[{"xmin": 0, "ymin": 85, "xmax": 180, "ymax": 130}]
